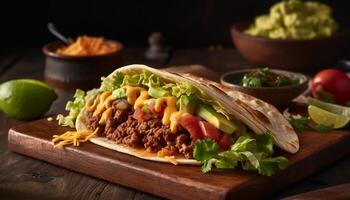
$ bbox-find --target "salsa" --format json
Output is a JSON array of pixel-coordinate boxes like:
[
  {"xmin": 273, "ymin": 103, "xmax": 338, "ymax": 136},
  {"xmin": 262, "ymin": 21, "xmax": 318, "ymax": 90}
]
[{"xmin": 240, "ymin": 68, "xmax": 299, "ymax": 87}]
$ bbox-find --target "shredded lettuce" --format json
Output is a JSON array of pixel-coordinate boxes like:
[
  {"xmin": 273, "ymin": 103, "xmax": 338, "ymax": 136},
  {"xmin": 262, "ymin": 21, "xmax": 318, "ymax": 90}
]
[
  {"xmin": 100, "ymin": 71, "xmax": 125, "ymax": 91},
  {"xmin": 171, "ymin": 82, "xmax": 198, "ymax": 97},
  {"xmin": 112, "ymin": 88, "xmax": 127, "ymax": 99},
  {"xmin": 57, "ymin": 89, "xmax": 100, "ymax": 128},
  {"xmin": 102, "ymin": 70, "xmax": 234, "ymax": 121},
  {"xmin": 193, "ymin": 131, "xmax": 288, "ymax": 176},
  {"xmin": 57, "ymin": 89, "xmax": 86, "ymax": 128}
]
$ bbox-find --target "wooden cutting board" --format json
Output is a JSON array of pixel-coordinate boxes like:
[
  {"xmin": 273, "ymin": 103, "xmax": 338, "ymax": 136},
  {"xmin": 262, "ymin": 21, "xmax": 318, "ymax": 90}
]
[{"xmin": 8, "ymin": 109, "xmax": 350, "ymax": 200}]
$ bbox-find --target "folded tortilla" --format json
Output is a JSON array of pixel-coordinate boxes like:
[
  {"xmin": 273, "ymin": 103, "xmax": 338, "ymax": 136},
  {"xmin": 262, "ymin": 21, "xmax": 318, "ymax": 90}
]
[{"xmin": 76, "ymin": 64, "xmax": 299, "ymax": 164}]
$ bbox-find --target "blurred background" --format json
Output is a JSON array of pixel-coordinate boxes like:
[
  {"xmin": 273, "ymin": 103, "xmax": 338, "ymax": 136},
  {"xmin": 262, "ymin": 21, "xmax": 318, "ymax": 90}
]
[{"xmin": 2, "ymin": 0, "xmax": 349, "ymax": 49}]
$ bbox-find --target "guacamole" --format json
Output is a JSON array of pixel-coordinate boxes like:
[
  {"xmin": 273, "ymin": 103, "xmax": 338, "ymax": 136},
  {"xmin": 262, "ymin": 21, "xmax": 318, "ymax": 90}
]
[{"xmin": 244, "ymin": 0, "xmax": 339, "ymax": 39}]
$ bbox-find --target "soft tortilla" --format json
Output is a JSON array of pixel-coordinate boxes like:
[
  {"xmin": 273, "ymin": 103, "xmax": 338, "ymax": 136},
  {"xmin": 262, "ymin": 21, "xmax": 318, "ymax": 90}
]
[
  {"xmin": 90, "ymin": 137, "xmax": 200, "ymax": 165},
  {"xmin": 76, "ymin": 64, "xmax": 299, "ymax": 164}
]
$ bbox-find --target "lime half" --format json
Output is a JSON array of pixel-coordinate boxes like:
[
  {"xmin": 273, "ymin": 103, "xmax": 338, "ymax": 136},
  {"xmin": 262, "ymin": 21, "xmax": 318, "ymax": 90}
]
[
  {"xmin": 0, "ymin": 79, "xmax": 57, "ymax": 120},
  {"xmin": 308, "ymin": 105, "xmax": 350, "ymax": 129},
  {"xmin": 308, "ymin": 97, "xmax": 350, "ymax": 117}
]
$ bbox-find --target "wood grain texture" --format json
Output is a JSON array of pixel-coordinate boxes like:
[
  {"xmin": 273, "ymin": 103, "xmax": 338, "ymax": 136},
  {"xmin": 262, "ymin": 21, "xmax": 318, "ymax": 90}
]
[
  {"xmin": 8, "ymin": 116, "xmax": 350, "ymax": 200},
  {"xmin": 282, "ymin": 183, "xmax": 350, "ymax": 200}
]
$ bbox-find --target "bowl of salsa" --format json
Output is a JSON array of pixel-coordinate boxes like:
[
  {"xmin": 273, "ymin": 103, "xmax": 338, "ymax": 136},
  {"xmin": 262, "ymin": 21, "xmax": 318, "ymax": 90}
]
[{"xmin": 221, "ymin": 68, "xmax": 309, "ymax": 106}]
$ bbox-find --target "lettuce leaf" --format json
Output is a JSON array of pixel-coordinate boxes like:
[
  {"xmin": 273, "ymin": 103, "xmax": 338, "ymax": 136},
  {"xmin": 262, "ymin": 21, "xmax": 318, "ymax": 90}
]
[
  {"xmin": 100, "ymin": 71, "xmax": 124, "ymax": 91},
  {"xmin": 171, "ymin": 82, "xmax": 198, "ymax": 97},
  {"xmin": 100, "ymin": 70, "xmax": 235, "ymax": 121},
  {"xmin": 57, "ymin": 89, "xmax": 86, "ymax": 128},
  {"xmin": 193, "ymin": 131, "xmax": 288, "ymax": 176},
  {"xmin": 112, "ymin": 88, "xmax": 127, "ymax": 99},
  {"xmin": 57, "ymin": 89, "xmax": 100, "ymax": 128}
]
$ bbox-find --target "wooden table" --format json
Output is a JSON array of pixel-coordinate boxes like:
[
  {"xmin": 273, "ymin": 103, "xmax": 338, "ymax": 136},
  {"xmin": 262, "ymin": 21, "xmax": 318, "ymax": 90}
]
[{"xmin": 0, "ymin": 47, "xmax": 349, "ymax": 200}]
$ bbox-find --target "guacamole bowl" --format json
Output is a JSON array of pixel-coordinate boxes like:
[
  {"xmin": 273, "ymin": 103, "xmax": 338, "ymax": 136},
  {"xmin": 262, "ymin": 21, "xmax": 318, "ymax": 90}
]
[{"xmin": 230, "ymin": 22, "xmax": 350, "ymax": 69}]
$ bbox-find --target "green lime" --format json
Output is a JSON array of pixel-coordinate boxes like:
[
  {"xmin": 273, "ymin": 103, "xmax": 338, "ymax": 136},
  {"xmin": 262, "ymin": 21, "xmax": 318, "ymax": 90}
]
[
  {"xmin": 308, "ymin": 97, "xmax": 350, "ymax": 117},
  {"xmin": 308, "ymin": 105, "xmax": 350, "ymax": 129},
  {"xmin": 0, "ymin": 79, "xmax": 57, "ymax": 120}
]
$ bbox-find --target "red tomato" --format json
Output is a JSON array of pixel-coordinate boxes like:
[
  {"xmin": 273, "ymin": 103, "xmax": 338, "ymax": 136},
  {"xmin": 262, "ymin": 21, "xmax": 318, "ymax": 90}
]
[
  {"xmin": 198, "ymin": 121, "xmax": 222, "ymax": 141},
  {"xmin": 199, "ymin": 121, "xmax": 232, "ymax": 150},
  {"xmin": 177, "ymin": 114, "xmax": 204, "ymax": 141},
  {"xmin": 218, "ymin": 134, "xmax": 232, "ymax": 151},
  {"xmin": 133, "ymin": 108, "xmax": 152, "ymax": 122},
  {"xmin": 149, "ymin": 101, "xmax": 165, "ymax": 117},
  {"xmin": 311, "ymin": 69, "xmax": 350, "ymax": 105}
]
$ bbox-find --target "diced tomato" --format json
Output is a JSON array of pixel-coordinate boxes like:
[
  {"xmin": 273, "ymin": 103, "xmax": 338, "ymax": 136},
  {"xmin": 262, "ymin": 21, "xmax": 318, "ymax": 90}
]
[
  {"xmin": 198, "ymin": 121, "xmax": 222, "ymax": 141},
  {"xmin": 149, "ymin": 101, "xmax": 165, "ymax": 117},
  {"xmin": 218, "ymin": 134, "xmax": 232, "ymax": 151},
  {"xmin": 133, "ymin": 108, "xmax": 152, "ymax": 122},
  {"xmin": 199, "ymin": 121, "xmax": 232, "ymax": 150},
  {"xmin": 177, "ymin": 114, "xmax": 204, "ymax": 141}
]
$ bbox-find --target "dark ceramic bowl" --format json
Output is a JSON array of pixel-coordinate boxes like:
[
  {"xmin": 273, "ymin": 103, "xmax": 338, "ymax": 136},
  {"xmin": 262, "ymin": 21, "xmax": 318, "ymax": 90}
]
[
  {"xmin": 43, "ymin": 40, "xmax": 123, "ymax": 90},
  {"xmin": 220, "ymin": 69, "xmax": 309, "ymax": 106},
  {"xmin": 230, "ymin": 22, "xmax": 350, "ymax": 69}
]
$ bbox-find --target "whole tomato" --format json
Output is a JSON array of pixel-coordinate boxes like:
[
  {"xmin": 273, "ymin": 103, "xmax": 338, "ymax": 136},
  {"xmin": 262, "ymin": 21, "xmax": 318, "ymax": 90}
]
[{"xmin": 311, "ymin": 69, "xmax": 350, "ymax": 105}]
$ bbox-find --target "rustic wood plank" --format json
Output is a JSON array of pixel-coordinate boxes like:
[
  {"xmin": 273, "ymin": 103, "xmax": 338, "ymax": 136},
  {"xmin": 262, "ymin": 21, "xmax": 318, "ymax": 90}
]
[
  {"xmin": 7, "ymin": 115, "xmax": 350, "ymax": 200},
  {"xmin": 282, "ymin": 183, "xmax": 350, "ymax": 200}
]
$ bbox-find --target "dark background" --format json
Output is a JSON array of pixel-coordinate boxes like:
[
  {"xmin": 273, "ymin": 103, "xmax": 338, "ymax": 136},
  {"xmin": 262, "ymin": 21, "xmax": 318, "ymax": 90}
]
[{"xmin": 2, "ymin": 0, "xmax": 350, "ymax": 48}]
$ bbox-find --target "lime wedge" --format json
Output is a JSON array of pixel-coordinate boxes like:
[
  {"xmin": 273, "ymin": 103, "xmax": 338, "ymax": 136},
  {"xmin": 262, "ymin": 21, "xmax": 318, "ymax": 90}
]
[
  {"xmin": 0, "ymin": 79, "xmax": 57, "ymax": 120},
  {"xmin": 308, "ymin": 105, "xmax": 350, "ymax": 128},
  {"xmin": 308, "ymin": 97, "xmax": 350, "ymax": 117}
]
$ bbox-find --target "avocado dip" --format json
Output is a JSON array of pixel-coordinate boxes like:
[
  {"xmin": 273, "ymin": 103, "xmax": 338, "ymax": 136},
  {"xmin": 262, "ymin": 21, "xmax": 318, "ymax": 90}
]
[{"xmin": 244, "ymin": 0, "xmax": 338, "ymax": 39}]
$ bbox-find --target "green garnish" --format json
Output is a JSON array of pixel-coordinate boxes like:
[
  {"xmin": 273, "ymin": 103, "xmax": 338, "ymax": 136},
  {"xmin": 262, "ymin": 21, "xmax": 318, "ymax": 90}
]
[
  {"xmin": 193, "ymin": 131, "xmax": 288, "ymax": 176},
  {"xmin": 240, "ymin": 68, "xmax": 299, "ymax": 88}
]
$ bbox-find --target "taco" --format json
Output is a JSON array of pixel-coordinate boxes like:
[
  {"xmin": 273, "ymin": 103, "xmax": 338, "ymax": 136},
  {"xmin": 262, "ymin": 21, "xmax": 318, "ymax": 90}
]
[{"xmin": 54, "ymin": 64, "xmax": 299, "ymax": 175}]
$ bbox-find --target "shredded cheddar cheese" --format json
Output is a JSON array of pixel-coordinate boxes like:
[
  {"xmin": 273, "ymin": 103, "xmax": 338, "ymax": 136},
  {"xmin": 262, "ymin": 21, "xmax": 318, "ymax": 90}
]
[
  {"xmin": 56, "ymin": 36, "xmax": 119, "ymax": 56},
  {"xmin": 52, "ymin": 128, "xmax": 99, "ymax": 147},
  {"xmin": 164, "ymin": 156, "xmax": 178, "ymax": 165}
]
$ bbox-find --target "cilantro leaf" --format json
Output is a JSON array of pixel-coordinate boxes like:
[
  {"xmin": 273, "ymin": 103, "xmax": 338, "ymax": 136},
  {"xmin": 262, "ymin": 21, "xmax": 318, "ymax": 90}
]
[
  {"xmin": 193, "ymin": 139, "xmax": 219, "ymax": 162},
  {"xmin": 255, "ymin": 130, "xmax": 274, "ymax": 153},
  {"xmin": 202, "ymin": 159, "xmax": 217, "ymax": 173},
  {"xmin": 288, "ymin": 117, "xmax": 310, "ymax": 132},
  {"xmin": 258, "ymin": 157, "xmax": 288, "ymax": 176},
  {"xmin": 193, "ymin": 132, "xmax": 288, "ymax": 176}
]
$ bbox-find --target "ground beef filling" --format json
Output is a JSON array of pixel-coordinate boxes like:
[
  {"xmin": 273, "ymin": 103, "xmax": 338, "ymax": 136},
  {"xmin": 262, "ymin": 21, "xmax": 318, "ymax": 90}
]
[{"xmin": 85, "ymin": 102, "xmax": 194, "ymax": 158}]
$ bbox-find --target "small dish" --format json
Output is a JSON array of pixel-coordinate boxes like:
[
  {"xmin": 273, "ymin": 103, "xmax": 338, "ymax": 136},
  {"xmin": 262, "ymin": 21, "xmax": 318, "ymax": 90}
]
[
  {"xmin": 220, "ymin": 69, "xmax": 309, "ymax": 106},
  {"xmin": 43, "ymin": 40, "xmax": 123, "ymax": 91}
]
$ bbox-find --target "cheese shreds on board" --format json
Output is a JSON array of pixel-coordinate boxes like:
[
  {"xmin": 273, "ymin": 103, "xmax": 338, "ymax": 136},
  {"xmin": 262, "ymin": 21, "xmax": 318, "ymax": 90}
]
[
  {"xmin": 52, "ymin": 128, "xmax": 99, "ymax": 147},
  {"xmin": 164, "ymin": 156, "xmax": 178, "ymax": 165}
]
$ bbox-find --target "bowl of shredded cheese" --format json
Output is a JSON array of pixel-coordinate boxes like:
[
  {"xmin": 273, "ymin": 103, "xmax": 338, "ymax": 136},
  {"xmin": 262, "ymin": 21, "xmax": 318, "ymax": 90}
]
[{"xmin": 43, "ymin": 35, "xmax": 123, "ymax": 90}]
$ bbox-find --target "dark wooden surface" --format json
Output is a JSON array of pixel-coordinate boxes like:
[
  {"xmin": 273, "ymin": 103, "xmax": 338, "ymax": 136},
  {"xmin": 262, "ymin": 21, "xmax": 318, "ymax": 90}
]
[
  {"xmin": 1, "ymin": 47, "xmax": 350, "ymax": 200},
  {"xmin": 7, "ymin": 117, "xmax": 350, "ymax": 200}
]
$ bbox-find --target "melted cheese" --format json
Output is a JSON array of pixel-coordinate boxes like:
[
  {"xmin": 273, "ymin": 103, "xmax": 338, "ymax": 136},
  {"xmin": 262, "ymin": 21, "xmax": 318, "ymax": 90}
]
[
  {"xmin": 169, "ymin": 111, "xmax": 186, "ymax": 132},
  {"xmin": 85, "ymin": 86, "xmax": 187, "ymax": 133},
  {"xmin": 124, "ymin": 86, "xmax": 185, "ymax": 132},
  {"xmin": 156, "ymin": 97, "xmax": 177, "ymax": 125},
  {"xmin": 85, "ymin": 91, "xmax": 114, "ymax": 125},
  {"xmin": 125, "ymin": 86, "xmax": 146, "ymax": 105},
  {"xmin": 99, "ymin": 107, "xmax": 112, "ymax": 125}
]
